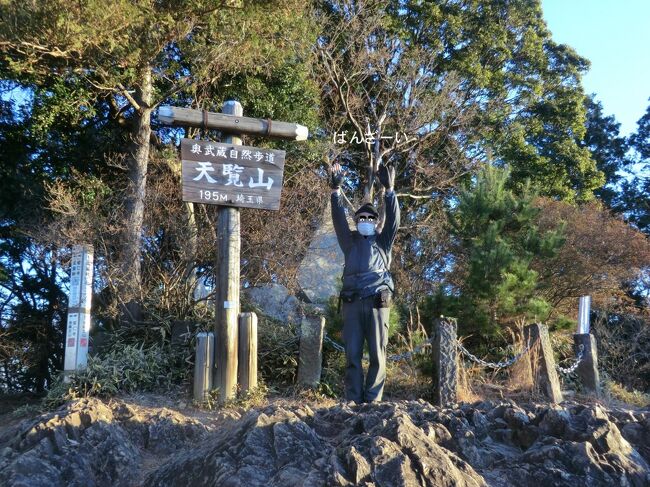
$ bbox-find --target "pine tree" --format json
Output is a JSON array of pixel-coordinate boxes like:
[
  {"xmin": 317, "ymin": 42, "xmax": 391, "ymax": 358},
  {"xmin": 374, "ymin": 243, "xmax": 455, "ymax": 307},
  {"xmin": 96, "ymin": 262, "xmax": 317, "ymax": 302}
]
[{"xmin": 438, "ymin": 165, "xmax": 565, "ymax": 339}]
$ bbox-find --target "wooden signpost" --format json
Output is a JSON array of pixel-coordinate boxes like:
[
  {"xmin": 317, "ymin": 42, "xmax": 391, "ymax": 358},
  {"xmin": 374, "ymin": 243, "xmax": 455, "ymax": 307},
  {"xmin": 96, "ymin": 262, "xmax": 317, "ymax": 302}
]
[
  {"xmin": 160, "ymin": 101, "xmax": 308, "ymax": 403},
  {"xmin": 159, "ymin": 105, "xmax": 308, "ymax": 141}
]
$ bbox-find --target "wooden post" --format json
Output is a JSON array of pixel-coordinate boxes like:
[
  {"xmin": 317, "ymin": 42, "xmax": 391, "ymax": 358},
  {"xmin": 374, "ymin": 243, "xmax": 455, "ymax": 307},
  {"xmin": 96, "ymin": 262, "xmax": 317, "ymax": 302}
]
[
  {"xmin": 573, "ymin": 333, "xmax": 601, "ymax": 397},
  {"xmin": 432, "ymin": 318, "xmax": 458, "ymax": 406},
  {"xmin": 158, "ymin": 106, "xmax": 308, "ymax": 140},
  {"xmin": 238, "ymin": 312, "xmax": 258, "ymax": 394},
  {"xmin": 160, "ymin": 101, "xmax": 308, "ymax": 402},
  {"xmin": 524, "ymin": 323, "xmax": 563, "ymax": 403},
  {"xmin": 297, "ymin": 314, "xmax": 326, "ymax": 387},
  {"xmin": 194, "ymin": 332, "xmax": 214, "ymax": 402},
  {"xmin": 214, "ymin": 100, "xmax": 242, "ymax": 403}
]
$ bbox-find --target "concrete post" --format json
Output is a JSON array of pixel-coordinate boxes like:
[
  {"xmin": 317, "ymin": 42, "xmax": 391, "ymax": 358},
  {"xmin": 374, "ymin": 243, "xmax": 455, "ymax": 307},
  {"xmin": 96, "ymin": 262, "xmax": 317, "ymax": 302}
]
[
  {"xmin": 297, "ymin": 314, "xmax": 326, "ymax": 387},
  {"xmin": 524, "ymin": 323, "xmax": 563, "ymax": 403},
  {"xmin": 573, "ymin": 333, "xmax": 600, "ymax": 397},
  {"xmin": 64, "ymin": 244, "xmax": 94, "ymax": 383},
  {"xmin": 432, "ymin": 318, "xmax": 458, "ymax": 406},
  {"xmin": 194, "ymin": 332, "xmax": 214, "ymax": 402}
]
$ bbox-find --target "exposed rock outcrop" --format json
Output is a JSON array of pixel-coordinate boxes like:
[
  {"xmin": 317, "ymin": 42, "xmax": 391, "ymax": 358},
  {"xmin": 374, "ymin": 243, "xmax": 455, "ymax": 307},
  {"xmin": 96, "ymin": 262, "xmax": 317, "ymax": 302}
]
[
  {"xmin": 1, "ymin": 397, "xmax": 649, "ymax": 486},
  {"xmin": 0, "ymin": 397, "xmax": 209, "ymax": 487}
]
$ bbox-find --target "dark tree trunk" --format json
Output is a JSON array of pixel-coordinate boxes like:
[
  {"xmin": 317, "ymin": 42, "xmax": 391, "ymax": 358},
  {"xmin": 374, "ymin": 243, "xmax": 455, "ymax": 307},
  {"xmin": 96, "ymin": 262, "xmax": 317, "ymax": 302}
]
[{"xmin": 120, "ymin": 65, "xmax": 153, "ymax": 322}]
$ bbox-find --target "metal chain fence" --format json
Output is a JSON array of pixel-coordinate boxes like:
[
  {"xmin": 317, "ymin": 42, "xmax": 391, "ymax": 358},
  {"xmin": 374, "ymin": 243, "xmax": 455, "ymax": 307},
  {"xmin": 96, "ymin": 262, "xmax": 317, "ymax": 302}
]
[
  {"xmin": 388, "ymin": 337, "xmax": 434, "ymax": 361},
  {"xmin": 323, "ymin": 333, "xmax": 346, "ymax": 354},
  {"xmin": 555, "ymin": 344, "xmax": 585, "ymax": 375},
  {"xmin": 456, "ymin": 337, "xmax": 537, "ymax": 370},
  {"xmin": 324, "ymin": 331, "xmax": 538, "ymax": 367},
  {"xmin": 322, "ymin": 322, "xmax": 583, "ymax": 376},
  {"xmin": 323, "ymin": 332, "xmax": 434, "ymax": 362}
]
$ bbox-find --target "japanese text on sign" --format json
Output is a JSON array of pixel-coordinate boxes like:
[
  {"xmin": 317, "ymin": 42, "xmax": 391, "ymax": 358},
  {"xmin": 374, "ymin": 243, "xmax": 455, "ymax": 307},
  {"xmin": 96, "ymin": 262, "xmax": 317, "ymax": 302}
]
[
  {"xmin": 180, "ymin": 138, "xmax": 286, "ymax": 211},
  {"xmin": 64, "ymin": 245, "xmax": 93, "ymax": 380},
  {"xmin": 192, "ymin": 162, "xmax": 274, "ymax": 190}
]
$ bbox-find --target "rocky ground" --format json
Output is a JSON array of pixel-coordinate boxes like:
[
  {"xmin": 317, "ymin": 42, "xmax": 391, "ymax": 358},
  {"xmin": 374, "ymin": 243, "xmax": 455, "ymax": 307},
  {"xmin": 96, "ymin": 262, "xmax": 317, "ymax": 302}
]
[{"xmin": 0, "ymin": 394, "xmax": 649, "ymax": 487}]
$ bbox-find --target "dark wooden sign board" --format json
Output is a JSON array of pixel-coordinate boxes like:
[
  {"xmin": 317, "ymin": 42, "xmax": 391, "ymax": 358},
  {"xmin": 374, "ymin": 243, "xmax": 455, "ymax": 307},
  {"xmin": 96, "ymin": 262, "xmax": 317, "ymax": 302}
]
[{"xmin": 181, "ymin": 138, "xmax": 286, "ymax": 211}]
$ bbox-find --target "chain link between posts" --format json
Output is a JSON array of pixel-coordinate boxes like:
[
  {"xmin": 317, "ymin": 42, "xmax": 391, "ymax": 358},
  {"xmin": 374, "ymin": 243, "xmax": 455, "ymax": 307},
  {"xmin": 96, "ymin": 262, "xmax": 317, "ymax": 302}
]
[
  {"xmin": 323, "ymin": 332, "xmax": 434, "ymax": 362},
  {"xmin": 323, "ymin": 324, "xmax": 584, "ymax": 373},
  {"xmin": 555, "ymin": 344, "xmax": 585, "ymax": 375},
  {"xmin": 456, "ymin": 337, "xmax": 537, "ymax": 370},
  {"xmin": 324, "ymin": 332, "xmax": 536, "ymax": 366},
  {"xmin": 323, "ymin": 333, "xmax": 346, "ymax": 353},
  {"xmin": 387, "ymin": 338, "xmax": 434, "ymax": 362}
]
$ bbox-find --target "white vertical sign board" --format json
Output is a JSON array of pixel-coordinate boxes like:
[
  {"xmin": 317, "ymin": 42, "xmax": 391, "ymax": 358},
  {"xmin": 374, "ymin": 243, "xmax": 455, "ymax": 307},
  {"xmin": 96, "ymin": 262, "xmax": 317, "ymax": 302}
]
[
  {"xmin": 64, "ymin": 245, "xmax": 94, "ymax": 382},
  {"xmin": 577, "ymin": 295, "xmax": 591, "ymax": 334}
]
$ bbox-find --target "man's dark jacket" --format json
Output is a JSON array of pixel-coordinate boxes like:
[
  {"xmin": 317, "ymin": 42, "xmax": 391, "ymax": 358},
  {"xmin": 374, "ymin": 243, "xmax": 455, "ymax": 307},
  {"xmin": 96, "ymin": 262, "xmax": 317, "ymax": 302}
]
[{"xmin": 331, "ymin": 191, "xmax": 400, "ymax": 298}]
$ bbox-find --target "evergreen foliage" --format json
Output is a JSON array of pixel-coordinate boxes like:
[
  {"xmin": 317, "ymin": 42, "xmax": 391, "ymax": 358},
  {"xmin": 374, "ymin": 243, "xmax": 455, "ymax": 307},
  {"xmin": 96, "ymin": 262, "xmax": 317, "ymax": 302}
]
[
  {"xmin": 624, "ymin": 100, "xmax": 650, "ymax": 235},
  {"xmin": 581, "ymin": 95, "xmax": 632, "ymax": 210},
  {"xmin": 430, "ymin": 165, "xmax": 565, "ymax": 339},
  {"xmin": 43, "ymin": 341, "xmax": 188, "ymax": 409}
]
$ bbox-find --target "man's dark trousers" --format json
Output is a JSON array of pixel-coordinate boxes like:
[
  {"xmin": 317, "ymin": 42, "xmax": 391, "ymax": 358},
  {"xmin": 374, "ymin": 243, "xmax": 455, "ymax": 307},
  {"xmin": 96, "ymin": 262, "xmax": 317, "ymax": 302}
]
[{"xmin": 342, "ymin": 295, "xmax": 389, "ymax": 403}]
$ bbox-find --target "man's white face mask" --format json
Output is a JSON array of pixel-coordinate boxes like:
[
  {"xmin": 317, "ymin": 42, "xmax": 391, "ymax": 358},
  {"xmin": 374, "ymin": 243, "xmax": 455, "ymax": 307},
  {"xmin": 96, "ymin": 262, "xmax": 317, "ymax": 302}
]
[{"xmin": 357, "ymin": 221, "xmax": 376, "ymax": 236}]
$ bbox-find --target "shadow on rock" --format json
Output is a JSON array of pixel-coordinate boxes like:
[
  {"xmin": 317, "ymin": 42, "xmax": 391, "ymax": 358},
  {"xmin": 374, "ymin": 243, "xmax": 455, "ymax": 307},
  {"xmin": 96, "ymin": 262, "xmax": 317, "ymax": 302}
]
[
  {"xmin": 1, "ymin": 397, "xmax": 649, "ymax": 487},
  {"xmin": 0, "ymin": 397, "xmax": 210, "ymax": 487}
]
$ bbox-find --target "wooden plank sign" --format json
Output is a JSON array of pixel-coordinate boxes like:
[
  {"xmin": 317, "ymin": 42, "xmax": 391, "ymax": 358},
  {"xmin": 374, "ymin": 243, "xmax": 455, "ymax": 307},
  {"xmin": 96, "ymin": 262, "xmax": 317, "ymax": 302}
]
[{"xmin": 181, "ymin": 138, "xmax": 285, "ymax": 210}]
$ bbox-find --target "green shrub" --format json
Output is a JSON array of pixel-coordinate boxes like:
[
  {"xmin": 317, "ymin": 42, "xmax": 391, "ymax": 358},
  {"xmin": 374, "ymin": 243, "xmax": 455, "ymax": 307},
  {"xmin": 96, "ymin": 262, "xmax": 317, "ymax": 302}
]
[
  {"xmin": 408, "ymin": 329, "xmax": 435, "ymax": 376},
  {"xmin": 43, "ymin": 342, "xmax": 189, "ymax": 409},
  {"xmin": 257, "ymin": 315, "xmax": 300, "ymax": 386},
  {"xmin": 549, "ymin": 315, "xmax": 576, "ymax": 332},
  {"xmin": 320, "ymin": 348, "xmax": 346, "ymax": 397}
]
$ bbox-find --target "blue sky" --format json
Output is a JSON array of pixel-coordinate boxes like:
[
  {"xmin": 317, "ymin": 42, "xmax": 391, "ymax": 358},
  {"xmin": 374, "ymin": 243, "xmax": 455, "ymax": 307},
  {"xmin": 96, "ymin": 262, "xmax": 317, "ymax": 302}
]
[{"xmin": 542, "ymin": 0, "xmax": 650, "ymax": 136}]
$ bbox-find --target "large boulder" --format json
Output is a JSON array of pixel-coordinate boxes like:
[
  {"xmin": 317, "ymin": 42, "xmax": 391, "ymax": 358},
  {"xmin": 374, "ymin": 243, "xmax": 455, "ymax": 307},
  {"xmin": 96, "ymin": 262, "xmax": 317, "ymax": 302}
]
[
  {"xmin": 145, "ymin": 401, "xmax": 486, "ymax": 487},
  {"xmin": 243, "ymin": 283, "xmax": 302, "ymax": 324},
  {"xmin": 296, "ymin": 200, "xmax": 344, "ymax": 304},
  {"xmin": 145, "ymin": 405, "xmax": 329, "ymax": 487}
]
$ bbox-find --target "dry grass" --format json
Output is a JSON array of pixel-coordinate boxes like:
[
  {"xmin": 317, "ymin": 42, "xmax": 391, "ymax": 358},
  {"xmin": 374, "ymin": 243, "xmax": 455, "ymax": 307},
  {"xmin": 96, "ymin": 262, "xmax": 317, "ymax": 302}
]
[
  {"xmin": 457, "ymin": 361, "xmax": 483, "ymax": 403},
  {"xmin": 602, "ymin": 378, "xmax": 650, "ymax": 409},
  {"xmin": 384, "ymin": 360, "xmax": 433, "ymax": 401}
]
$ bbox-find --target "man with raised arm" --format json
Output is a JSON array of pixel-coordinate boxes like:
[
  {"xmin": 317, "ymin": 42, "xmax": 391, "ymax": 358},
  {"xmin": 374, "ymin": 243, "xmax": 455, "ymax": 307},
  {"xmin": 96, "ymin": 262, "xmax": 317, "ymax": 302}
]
[{"xmin": 330, "ymin": 162, "xmax": 400, "ymax": 403}]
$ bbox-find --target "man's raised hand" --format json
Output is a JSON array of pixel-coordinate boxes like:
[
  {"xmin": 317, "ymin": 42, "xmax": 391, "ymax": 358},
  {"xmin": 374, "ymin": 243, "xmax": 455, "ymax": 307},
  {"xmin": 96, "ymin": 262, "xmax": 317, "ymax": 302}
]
[
  {"xmin": 377, "ymin": 163, "xmax": 395, "ymax": 190},
  {"xmin": 330, "ymin": 162, "xmax": 345, "ymax": 190}
]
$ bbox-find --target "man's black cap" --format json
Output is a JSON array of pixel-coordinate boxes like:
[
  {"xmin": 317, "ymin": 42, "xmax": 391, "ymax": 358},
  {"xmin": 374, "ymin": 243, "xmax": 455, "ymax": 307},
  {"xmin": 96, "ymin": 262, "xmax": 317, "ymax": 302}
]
[{"xmin": 354, "ymin": 203, "xmax": 379, "ymax": 219}]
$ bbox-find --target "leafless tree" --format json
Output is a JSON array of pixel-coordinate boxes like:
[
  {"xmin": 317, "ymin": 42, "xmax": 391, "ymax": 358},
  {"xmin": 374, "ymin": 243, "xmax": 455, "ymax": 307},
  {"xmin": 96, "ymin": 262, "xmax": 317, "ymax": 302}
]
[{"xmin": 314, "ymin": 0, "xmax": 482, "ymax": 300}]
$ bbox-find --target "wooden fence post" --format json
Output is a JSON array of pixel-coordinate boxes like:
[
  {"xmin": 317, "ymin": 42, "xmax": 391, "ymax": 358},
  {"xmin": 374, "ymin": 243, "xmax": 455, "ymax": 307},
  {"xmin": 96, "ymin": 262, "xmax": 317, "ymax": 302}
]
[
  {"xmin": 297, "ymin": 314, "xmax": 326, "ymax": 387},
  {"xmin": 524, "ymin": 323, "xmax": 563, "ymax": 403},
  {"xmin": 214, "ymin": 100, "xmax": 242, "ymax": 403},
  {"xmin": 432, "ymin": 318, "xmax": 458, "ymax": 406},
  {"xmin": 573, "ymin": 333, "xmax": 600, "ymax": 397},
  {"xmin": 238, "ymin": 312, "xmax": 258, "ymax": 394},
  {"xmin": 194, "ymin": 332, "xmax": 214, "ymax": 402}
]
